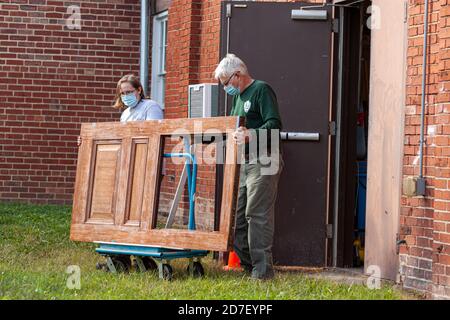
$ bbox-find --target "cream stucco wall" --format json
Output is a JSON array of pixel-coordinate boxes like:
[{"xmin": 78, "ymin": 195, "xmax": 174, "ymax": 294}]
[{"xmin": 364, "ymin": 0, "xmax": 408, "ymax": 281}]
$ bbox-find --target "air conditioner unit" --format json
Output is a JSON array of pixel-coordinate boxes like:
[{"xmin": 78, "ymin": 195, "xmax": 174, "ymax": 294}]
[{"xmin": 188, "ymin": 83, "xmax": 219, "ymax": 118}]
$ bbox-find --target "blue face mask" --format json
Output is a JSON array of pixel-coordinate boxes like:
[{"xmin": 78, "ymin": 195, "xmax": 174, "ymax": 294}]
[
  {"xmin": 224, "ymin": 85, "xmax": 240, "ymax": 96},
  {"xmin": 121, "ymin": 93, "xmax": 139, "ymax": 108}
]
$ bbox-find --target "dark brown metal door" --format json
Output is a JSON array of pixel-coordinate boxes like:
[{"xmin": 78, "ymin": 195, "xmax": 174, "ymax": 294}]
[{"xmin": 220, "ymin": 2, "xmax": 333, "ymax": 266}]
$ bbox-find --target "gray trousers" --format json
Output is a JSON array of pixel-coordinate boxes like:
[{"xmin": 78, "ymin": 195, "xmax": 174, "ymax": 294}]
[{"xmin": 233, "ymin": 155, "xmax": 283, "ymax": 278}]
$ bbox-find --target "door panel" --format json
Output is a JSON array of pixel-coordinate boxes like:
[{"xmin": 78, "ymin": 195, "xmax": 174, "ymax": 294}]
[
  {"xmin": 220, "ymin": 2, "xmax": 333, "ymax": 266},
  {"xmin": 88, "ymin": 142, "xmax": 122, "ymax": 223},
  {"xmin": 125, "ymin": 139, "xmax": 149, "ymax": 226}
]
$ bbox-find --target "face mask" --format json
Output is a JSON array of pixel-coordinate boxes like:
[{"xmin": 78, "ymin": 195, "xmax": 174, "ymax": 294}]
[
  {"xmin": 121, "ymin": 93, "xmax": 139, "ymax": 108},
  {"xmin": 224, "ymin": 85, "xmax": 240, "ymax": 96}
]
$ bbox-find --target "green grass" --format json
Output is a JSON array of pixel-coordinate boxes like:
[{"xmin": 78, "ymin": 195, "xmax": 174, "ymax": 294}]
[{"xmin": 0, "ymin": 202, "xmax": 413, "ymax": 300}]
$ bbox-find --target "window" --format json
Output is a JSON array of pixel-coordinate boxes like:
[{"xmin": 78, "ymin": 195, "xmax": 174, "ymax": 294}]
[{"xmin": 151, "ymin": 11, "xmax": 168, "ymax": 109}]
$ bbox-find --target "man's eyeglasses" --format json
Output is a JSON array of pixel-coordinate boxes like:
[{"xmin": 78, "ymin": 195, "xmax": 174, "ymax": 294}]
[{"xmin": 222, "ymin": 73, "xmax": 236, "ymax": 87}]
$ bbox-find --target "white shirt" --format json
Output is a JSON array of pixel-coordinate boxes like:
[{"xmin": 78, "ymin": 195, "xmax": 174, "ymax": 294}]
[{"xmin": 120, "ymin": 99, "xmax": 164, "ymax": 122}]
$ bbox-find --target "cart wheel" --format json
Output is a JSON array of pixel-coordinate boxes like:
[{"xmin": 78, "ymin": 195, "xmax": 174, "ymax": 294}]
[
  {"xmin": 187, "ymin": 262, "xmax": 205, "ymax": 278},
  {"xmin": 142, "ymin": 257, "xmax": 158, "ymax": 271},
  {"xmin": 162, "ymin": 264, "xmax": 173, "ymax": 281},
  {"xmin": 118, "ymin": 255, "xmax": 132, "ymax": 269},
  {"xmin": 112, "ymin": 256, "xmax": 131, "ymax": 273}
]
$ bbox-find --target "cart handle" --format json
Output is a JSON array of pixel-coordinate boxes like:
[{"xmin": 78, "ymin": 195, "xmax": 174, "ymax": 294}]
[{"xmin": 163, "ymin": 153, "xmax": 197, "ymax": 230}]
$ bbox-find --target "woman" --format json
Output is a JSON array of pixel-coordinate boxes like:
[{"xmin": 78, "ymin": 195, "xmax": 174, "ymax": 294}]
[
  {"xmin": 77, "ymin": 74, "xmax": 163, "ymax": 146},
  {"xmin": 113, "ymin": 74, "xmax": 163, "ymax": 122}
]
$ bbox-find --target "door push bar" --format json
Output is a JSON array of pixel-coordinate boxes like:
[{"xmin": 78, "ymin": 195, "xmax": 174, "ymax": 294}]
[{"xmin": 280, "ymin": 132, "xmax": 320, "ymax": 141}]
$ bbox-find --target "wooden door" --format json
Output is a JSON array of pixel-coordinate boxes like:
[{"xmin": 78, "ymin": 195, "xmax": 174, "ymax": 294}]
[{"xmin": 70, "ymin": 117, "xmax": 243, "ymax": 252}]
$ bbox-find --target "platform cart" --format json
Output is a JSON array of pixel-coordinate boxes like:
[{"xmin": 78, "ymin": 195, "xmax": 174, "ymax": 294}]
[{"xmin": 94, "ymin": 150, "xmax": 208, "ymax": 280}]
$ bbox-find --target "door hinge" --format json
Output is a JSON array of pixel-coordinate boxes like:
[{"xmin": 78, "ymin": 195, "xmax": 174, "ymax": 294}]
[
  {"xmin": 326, "ymin": 224, "xmax": 333, "ymax": 239},
  {"xmin": 332, "ymin": 18, "xmax": 340, "ymax": 33},
  {"xmin": 329, "ymin": 121, "xmax": 336, "ymax": 136}
]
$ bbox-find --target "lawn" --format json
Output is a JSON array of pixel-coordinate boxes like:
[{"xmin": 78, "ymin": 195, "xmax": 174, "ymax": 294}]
[{"xmin": 0, "ymin": 202, "xmax": 414, "ymax": 300}]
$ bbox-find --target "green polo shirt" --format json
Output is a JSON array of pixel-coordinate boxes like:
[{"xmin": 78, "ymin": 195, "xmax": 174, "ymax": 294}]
[{"xmin": 230, "ymin": 80, "xmax": 282, "ymax": 157}]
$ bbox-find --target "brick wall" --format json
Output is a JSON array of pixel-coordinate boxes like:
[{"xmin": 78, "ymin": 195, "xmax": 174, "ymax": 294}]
[
  {"xmin": 0, "ymin": 0, "xmax": 141, "ymax": 204},
  {"xmin": 401, "ymin": 0, "xmax": 450, "ymax": 299}
]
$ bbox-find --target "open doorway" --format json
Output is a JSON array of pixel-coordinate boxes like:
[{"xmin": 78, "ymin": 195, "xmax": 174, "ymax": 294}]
[{"xmin": 331, "ymin": 0, "xmax": 372, "ymax": 269}]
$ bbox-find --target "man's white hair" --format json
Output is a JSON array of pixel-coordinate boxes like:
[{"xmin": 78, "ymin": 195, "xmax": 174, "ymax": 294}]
[{"xmin": 214, "ymin": 53, "xmax": 249, "ymax": 80}]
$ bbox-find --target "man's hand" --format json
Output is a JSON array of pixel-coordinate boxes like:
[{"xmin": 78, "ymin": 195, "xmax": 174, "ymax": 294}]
[
  {"xmin": 77, "ymin": 136, "xmax": 82, "ymax": 147},
  {"xmin": 232, "ymin": 126, "xmax": 252, "ymax": 145}
]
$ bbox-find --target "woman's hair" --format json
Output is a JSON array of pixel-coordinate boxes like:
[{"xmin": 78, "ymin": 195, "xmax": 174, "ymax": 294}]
[
  {"xmin": 113, "ymin": 74, "xmax": 146, "ymax": 109},
  {"xmin": 214, "ymin": 53, "xmax": 249, "ymax": 80}
]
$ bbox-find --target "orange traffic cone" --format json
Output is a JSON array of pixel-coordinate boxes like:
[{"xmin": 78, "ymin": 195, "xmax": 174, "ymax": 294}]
[{"xmin": 223, "ymin": 250, "xmax": 243, "ymax": 271}]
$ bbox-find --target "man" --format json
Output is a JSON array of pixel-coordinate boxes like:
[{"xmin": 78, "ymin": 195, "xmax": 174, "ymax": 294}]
[{"xmin": 214, "ymin": 54, "xmax": 283, "ymax": 280}]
